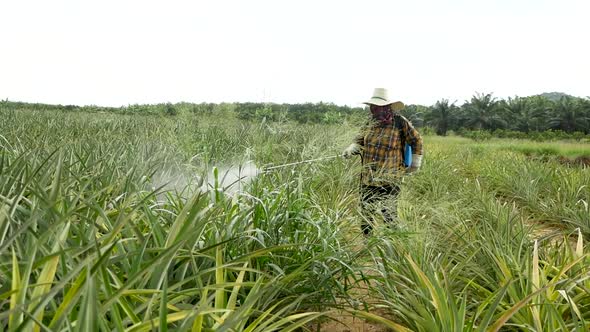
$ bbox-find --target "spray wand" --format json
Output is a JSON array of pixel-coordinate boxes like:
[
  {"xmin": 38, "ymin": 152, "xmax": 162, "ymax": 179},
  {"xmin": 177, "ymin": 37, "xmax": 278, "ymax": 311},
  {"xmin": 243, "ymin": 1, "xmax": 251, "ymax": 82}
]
[{"xmin": 261, "ymin": 154, "xmax": 342, "ymax": 173}]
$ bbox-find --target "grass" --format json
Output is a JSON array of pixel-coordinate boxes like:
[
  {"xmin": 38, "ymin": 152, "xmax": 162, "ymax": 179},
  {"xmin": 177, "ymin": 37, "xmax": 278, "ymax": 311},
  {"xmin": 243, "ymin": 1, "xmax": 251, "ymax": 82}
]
[
  {"xmin": 0, "ymin": 107, "xmax": 589, "ymax": 331},
  {"xmin": 427, "ymin": 135, "xmax": 590, "ymax": 158}
]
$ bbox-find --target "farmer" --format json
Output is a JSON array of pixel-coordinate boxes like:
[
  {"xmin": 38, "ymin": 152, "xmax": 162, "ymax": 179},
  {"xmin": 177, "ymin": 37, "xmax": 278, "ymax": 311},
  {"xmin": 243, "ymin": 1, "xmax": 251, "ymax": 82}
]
[{"xmin": 343, "ymin": 88, "xmax": 423, "ymax": 235}]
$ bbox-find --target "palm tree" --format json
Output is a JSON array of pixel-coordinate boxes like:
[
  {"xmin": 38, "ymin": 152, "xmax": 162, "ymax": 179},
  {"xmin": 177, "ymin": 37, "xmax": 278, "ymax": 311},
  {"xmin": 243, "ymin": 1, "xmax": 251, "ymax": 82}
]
[
  {"xmin": 425, "ymin": 99, "xmax": 458, "ymax": 136},
  {"xmin": 581, "ymin": 97, "xmax": 590, "ymax": 134},
  {"xmin": 521, "ymin": 95, "xmax": 555, "ymax": 132},
  {"xmin": 400, "ymin": 104, "xmax": 425, "ymax": 127},
  {"xmin": 462, "ymin": 93, "xmax": 506, "ymax": 130},
  {"xmin": 547, "ymin": 97, "xmax": 590, "ymax": 133},
  {"xmin": 503, "ymin": 96, "xmax": 548, "ymax": 133}
]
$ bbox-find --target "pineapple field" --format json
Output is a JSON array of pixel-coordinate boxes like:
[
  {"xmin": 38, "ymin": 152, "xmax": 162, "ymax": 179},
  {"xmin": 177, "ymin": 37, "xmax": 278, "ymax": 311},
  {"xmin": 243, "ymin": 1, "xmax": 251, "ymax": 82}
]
[{"xmin": 0, "ymin": 107, "xmax": 589, "ymax": 331}]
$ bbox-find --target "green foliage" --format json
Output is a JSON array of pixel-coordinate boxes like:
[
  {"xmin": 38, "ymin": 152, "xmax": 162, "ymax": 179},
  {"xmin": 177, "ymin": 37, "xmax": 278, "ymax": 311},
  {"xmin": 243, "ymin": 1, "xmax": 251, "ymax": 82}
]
[
  {"xmin": 424, "ymin": 99, "xmax": 458, "ymax": 136},
  {"xmin": 3, "ymin": 91, "xmax": 589, "ymax": 135},
  {"xmin": 164, "ymin": 102, "xmax": 178, "ymax": 116},
  {"xmin": 421, "ymin": 94, "xmax": 590, "ymax": 136},
  {"xmin": 547, "ymin": 96, "xmax": 590, "ymax": 132},
  {"xmin": 461, "ymin": 93, "xmax": 507, "ymax": 130},
  {"xmin": 362, "ymin": 137, "xmax": 590, "ymax": 331},
  {"xmin": 399, "ymin": 104, "xmax": 425, "ymax": 127},
  {"xmin": 322, "ymin": 110, "xmax": 343, "ymax": 124},
  {"xmin": 0, "ymin": 108, "xmax": 362, "ymax": 331},
  {"xmin": 461, "ymin": 130, "xmax": 493, "ymax": 141},
  {"xmin": 459, "ymin": 129, "xmax": 590, "ymax": 142},
  {"xmin": 232, "ymin": 102, "xmax": 362, "ymax": 124}
]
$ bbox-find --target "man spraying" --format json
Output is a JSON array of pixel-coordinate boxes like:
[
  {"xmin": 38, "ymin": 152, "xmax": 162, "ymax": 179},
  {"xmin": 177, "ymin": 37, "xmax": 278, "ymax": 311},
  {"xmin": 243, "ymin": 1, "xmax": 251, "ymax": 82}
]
[{"xmin": 343, "ymin": 88, "xmax": 424, "ymax": 235}]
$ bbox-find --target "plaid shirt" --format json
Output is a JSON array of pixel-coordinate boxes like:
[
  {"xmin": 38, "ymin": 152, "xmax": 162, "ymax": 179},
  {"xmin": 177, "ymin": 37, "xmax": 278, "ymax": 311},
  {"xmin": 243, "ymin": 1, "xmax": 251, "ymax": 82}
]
[{"xmin": 355, "ymin": 115, "xmax": 423, "ymax": 186}]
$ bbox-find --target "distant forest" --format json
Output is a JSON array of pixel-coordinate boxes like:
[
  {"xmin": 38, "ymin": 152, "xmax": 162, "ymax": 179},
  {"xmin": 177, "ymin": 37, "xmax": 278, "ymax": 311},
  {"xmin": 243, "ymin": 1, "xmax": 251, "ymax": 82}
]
[{"xmin": 2, "ymin": 92, "xmax": 589, "ymax": 139}]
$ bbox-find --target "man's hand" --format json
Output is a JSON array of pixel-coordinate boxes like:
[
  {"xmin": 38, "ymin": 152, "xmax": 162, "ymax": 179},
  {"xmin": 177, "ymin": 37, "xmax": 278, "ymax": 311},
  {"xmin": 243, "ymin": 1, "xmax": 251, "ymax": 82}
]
[
  {"xmin": 408, "ymin": 154, "xmax": 423, "ymax": 173},
  {"xmin": 343, "ymin": 143, "xmax": 361, "ymax": 158}
]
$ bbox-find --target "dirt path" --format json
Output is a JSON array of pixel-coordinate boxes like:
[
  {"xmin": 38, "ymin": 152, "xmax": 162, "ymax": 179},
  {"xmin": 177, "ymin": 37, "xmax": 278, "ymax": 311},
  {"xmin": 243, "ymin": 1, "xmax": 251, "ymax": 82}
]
[
  {"xmin": 309, "ymin": 244, "xmax": 392, "ymax": 331},
  {"xmin": 312, "ymin": 313, "xmax": 388, "ymax": 331},
  {"xmin": 309, "ymin": 283, "xmax": 390, "ymax": 332}
]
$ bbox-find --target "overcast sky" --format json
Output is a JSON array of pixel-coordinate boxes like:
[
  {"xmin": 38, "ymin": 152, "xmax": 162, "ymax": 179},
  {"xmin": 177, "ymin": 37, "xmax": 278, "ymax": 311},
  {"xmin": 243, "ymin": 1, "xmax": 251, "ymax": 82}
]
[{"xmin": 1, "ymin": 0, "xmax": 588, "ymax": 107}]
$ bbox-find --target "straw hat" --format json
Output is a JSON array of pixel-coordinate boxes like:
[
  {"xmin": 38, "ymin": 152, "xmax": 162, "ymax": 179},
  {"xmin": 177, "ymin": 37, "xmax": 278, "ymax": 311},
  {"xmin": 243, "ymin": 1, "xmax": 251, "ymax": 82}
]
[{"xmin": 364, "ymin": 88, "xmax": 404, "ymax": 111}]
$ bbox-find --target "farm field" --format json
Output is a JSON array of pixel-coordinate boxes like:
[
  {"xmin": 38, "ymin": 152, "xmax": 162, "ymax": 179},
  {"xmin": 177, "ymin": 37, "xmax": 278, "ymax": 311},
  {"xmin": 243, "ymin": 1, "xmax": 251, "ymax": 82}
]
[{"xmin": 1, "ymin": 108, "xmax": 589, "ymax": 331}]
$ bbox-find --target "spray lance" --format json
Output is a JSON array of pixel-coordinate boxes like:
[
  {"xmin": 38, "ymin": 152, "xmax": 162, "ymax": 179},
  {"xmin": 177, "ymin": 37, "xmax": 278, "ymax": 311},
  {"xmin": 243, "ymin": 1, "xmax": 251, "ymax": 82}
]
[
  {"xmin": 261, "ymin": 154, "xmax": 343, "ymax": 173},
  {"xmin": 200, "ymin": 149, "xmax": 412, "ymax": 193}
]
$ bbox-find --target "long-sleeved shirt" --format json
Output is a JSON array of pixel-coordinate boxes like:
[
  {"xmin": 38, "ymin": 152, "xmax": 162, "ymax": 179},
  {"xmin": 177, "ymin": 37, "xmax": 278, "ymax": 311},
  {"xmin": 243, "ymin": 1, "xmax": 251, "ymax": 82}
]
[{"xmin": 355, "ymin": 115, "xmax": 423, "ymax": 186}]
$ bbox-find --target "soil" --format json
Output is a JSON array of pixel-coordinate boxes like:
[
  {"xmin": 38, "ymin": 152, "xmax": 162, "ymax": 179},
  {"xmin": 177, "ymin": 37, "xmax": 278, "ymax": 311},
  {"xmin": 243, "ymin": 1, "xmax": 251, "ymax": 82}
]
[
  {"xmin": 310, "ymin": 314, "xmax": 389, "ymax": 331},
  {"xmin": 553, "ymin": 155, "xmax": 590, "ymax": 167},
  {"xmin": 307, "ymin": 251, "xmax": 393, "ymax": 331}
]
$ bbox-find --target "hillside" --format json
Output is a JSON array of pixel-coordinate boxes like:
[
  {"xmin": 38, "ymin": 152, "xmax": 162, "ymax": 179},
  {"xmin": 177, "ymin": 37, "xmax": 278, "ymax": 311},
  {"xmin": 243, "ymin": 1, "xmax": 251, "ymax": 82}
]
[{"xmin": 536, "ymin": 92, "xmax": 575, "ymax": 101}]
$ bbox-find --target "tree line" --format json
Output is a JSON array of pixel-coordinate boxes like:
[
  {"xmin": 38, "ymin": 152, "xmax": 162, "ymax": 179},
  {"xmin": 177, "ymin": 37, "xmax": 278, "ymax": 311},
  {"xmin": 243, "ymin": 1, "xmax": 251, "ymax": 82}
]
[
  {"xmin": 423, "ymin": 93, "xmax": 590, "ymax": 136},
  {"xmin": 2, "ymin": 92, "xmax": 589, "ymax": 137}
]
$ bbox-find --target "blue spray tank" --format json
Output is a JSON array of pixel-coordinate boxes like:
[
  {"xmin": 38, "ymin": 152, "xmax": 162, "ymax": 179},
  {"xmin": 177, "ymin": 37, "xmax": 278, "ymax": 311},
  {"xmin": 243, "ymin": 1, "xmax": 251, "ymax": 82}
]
[
  {"xmin": 394, "ymin": 114, "xmax": 412, "ymax": 168},
  {"xmin": 404, "ymin": 143, "xmax": 412, "ymax": 168}
]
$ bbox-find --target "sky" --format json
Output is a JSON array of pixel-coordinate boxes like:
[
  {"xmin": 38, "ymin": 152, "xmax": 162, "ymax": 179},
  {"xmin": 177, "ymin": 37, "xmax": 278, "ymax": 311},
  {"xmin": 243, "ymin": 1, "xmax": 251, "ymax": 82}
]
[{"xmin": 1, "ymin": 0, "xmax": 589, "ymax": 107}]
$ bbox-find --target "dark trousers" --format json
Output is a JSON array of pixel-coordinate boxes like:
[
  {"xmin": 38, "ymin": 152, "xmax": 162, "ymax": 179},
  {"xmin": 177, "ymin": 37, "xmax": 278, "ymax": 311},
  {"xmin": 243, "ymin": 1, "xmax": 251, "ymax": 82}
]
[{"xmin": 360, "ymin": 184, "xmax": 401, "ymax": 235}]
